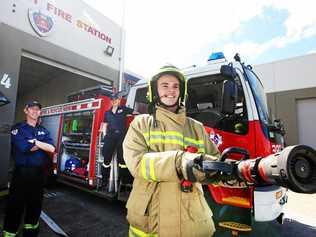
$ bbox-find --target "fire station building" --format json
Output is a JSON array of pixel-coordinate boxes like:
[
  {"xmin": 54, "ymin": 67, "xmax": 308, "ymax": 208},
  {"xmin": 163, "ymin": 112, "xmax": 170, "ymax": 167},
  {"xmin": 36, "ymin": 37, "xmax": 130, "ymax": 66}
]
[
  {"xmin": 0, "ymin": 0, "xmax": 141, "ymax": 189},
  {"xmin": 255, "ymin": 53, "xmax": 316, "ymax": 149}
]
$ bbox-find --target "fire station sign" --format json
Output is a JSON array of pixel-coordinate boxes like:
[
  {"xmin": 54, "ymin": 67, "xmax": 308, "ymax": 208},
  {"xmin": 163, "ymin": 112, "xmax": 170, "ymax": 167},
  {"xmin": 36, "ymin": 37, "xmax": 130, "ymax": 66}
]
[{"xmin": 28, "ymin": 8, "xmax": 55, "ymax": 37}]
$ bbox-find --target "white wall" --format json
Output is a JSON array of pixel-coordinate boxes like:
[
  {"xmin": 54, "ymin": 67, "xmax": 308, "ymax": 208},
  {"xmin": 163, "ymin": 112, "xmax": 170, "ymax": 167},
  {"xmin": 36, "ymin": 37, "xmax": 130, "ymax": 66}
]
[
  {"xmin": 254, "ymin": 53, "xmax": 316, "ymax": 93},
  {"xmin": 1, "ymin": 0, "xmax": 121, "ymax": 70}
]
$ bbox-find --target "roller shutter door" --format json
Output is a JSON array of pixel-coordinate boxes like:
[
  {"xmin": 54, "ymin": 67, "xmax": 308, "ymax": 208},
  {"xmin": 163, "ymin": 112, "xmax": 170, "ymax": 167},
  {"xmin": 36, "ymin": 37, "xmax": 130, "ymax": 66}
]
[{"xmin": 296, "ymin": 98, "xmax": 316, "ymax": 149}]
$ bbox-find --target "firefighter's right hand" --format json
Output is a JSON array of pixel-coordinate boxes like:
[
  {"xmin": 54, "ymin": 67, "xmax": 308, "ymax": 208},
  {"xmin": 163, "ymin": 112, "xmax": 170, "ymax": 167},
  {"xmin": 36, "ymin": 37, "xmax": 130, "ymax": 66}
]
[{"xmin": 179, "ymin": 153, "xmax": 218, "ymax": 183}]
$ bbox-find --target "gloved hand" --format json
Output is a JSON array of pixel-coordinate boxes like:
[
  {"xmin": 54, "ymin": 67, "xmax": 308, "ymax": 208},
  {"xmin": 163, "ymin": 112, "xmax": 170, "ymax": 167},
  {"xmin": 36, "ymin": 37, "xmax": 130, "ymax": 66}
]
[
  {"xmin": 202, "ymin": 159, "xmax": 252, "ymax": 187},
  {"xmin": 179, "ymin": 153, "xmax": 218, "ymax": 183},
  {"xmin": 179, "ymin": 153, "xmax": 249, "ymax": 186}
]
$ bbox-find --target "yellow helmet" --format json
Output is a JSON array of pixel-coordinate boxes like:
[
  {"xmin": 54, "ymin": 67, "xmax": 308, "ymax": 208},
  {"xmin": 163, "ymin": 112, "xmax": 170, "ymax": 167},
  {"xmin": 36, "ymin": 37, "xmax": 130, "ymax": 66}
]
[{"xmin": 147, "ymin": 65, "xmax": 187, "ymax": 107}]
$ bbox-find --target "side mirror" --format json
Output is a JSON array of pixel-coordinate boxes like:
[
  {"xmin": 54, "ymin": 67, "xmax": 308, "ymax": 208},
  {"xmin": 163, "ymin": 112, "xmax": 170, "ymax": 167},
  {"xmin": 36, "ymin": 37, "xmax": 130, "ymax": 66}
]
[
  {"xmin": 221, "ymin": 80, "xmax": 236, "ymax": 114},
  {"xmin": 0, "ymin": 91, "xmax": 10, "ymax": 107},
  {"xmin": 269, "ymin": 119, "xmax": 285, "ymax": 136}
]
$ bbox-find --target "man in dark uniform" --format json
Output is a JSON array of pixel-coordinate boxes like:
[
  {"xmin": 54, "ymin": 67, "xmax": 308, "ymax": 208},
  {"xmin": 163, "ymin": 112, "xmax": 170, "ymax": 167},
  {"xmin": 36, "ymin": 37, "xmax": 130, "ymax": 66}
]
[
  {"xmin": 2, "ymin": 101, "xmax": 55, "ymax": 237},
  {"xmin": 100, "ymin": 92, "xmax": 133, "ymax": 193}
]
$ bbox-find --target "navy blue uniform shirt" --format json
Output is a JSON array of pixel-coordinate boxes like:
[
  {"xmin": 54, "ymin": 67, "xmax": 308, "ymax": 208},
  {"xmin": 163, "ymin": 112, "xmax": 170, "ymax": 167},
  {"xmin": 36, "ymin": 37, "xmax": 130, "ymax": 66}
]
[
  {"xmin": 104, "ymin": 106, "xmax": 133, "ymax": 133},
  {"xmin": 11, "ymin": 122, "xmax": 54, "ymax": 167}
]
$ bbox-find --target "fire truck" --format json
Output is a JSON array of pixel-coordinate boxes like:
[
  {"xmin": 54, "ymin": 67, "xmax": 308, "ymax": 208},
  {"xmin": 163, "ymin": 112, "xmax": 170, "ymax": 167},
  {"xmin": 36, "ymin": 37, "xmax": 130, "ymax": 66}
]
[
  {"xmin": 41, "ymin": 52, "xmax": 300, "ymax": 234},
  {"xmin": 40, "ymin": 85, "xmax": 135, "ymax": 201}
]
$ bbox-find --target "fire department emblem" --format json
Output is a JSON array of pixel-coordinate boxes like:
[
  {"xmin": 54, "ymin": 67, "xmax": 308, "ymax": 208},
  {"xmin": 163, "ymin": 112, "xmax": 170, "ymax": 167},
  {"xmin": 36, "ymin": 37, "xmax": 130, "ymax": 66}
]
[
  {"xmin": 28, "ymin": 8, "xmax": 55, "ymax": 37},
  {"xmin": 209, "ymin": 132, "xmax": 223, "ymax": 147}
]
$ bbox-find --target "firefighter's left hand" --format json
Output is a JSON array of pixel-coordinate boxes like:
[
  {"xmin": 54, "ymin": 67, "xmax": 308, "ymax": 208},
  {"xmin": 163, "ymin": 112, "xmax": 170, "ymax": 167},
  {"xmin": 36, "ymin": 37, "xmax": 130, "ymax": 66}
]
[{"xmin": 179, "ymin": 153, "xmax": 218, "ymax": 183}]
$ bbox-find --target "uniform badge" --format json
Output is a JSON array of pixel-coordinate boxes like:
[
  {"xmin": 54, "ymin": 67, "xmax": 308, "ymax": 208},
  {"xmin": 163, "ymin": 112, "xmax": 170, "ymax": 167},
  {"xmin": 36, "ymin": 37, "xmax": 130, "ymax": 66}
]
[
  {"xmin": 209, "ymin": 131, "xmax": 223, "ymax": 147},
  {"xmin": 11, "ymin": 129, "xmax": 18, "ymax": 135}
]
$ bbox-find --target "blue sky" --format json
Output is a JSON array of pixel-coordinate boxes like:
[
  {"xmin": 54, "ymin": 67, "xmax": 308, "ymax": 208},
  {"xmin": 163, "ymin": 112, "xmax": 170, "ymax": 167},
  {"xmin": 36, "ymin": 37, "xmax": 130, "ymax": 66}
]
[
  {"xmin": 222, "ymin": 6, "xmax": 316, "ymax": 65},
  {"xmin": 231, "ymin": 7, "xmax": 289, "ymax": 44},
  {"xmin": 84, "ymin": 0, "xmax": 316, "ymax": 77}
]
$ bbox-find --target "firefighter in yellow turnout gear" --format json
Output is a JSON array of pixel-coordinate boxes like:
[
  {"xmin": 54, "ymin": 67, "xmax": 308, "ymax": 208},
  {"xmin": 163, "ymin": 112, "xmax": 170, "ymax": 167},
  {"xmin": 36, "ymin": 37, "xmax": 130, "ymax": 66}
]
[{"xmin": 123, "ymin": 66, "xmax": 221, "ymax": 237}]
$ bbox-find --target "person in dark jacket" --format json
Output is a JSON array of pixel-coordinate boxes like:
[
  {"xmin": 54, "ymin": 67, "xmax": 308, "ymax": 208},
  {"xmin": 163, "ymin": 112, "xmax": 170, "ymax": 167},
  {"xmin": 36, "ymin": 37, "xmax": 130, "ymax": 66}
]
[
  {"xmin": 100, "ymin": 92, "xmax": 133, "ymax": 194},
  {"xmin": 2, "ymin": 101, "xmax": 55, "ymax": 237}
]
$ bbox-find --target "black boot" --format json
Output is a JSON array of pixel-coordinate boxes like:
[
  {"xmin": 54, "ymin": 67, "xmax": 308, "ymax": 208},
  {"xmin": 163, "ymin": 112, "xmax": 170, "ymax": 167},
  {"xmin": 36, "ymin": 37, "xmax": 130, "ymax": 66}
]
[{"xmin": 23, "ymin": 227, "xmax": 39, "ymax": 237}]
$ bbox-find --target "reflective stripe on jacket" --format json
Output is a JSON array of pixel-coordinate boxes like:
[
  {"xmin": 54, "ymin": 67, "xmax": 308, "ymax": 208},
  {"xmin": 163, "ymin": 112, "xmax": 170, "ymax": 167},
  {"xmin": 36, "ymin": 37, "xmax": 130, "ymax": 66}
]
[
  {"xmin": 3, "ymin": 231, "xmax": 17, "ymax": 237},
  {"xmin": 129, "ymin": 225, "xmax": 158, "ymax": 237},
  {"xmin": 24, "ymin": 222, "xmax": 39, "ymax": 230},
  {"xmin": 123, "ymin": 106, "xmax": 220, "ymax": 237}
]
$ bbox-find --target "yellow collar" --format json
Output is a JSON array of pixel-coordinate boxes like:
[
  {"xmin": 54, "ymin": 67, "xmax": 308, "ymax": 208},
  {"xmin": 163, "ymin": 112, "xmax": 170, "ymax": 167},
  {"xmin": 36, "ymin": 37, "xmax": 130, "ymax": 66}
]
[{"xmin": 155, "ymin": 106, "xmax": 186, "ymax": 126}]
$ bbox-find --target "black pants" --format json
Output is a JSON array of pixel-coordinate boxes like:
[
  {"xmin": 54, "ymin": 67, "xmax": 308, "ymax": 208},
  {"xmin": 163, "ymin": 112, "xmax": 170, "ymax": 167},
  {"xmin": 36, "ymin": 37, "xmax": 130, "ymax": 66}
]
[
  {"xmin": 102, "ymin": 132, "xmax": 131, "ymax": 184},
  {"xmin": 102, "ymin": 132, "xmax": 125, "ymax": 166},
  {"xmin": 3, "ymin": 167, "xmax": 45, "ymax": 237}
]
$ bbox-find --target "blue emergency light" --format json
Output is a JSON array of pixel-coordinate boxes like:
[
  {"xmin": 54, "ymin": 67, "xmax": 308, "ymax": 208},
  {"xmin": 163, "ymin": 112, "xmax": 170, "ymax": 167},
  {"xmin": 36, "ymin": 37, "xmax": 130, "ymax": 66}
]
[{"xmin": 208, "ymin": 52, "xmax": 225, "ymax": 61}]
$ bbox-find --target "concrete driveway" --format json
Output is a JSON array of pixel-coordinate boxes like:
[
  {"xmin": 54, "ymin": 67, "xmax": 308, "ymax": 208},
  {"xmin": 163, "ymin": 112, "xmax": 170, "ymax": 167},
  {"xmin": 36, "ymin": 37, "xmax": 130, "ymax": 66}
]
[{"xmin": 284, "ymin": 191, "xmax": 316, "ymax": 226}]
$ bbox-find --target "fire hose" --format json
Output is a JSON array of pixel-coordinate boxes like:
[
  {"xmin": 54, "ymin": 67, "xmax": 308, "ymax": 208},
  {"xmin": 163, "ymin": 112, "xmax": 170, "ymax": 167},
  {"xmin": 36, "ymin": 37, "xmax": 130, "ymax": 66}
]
[{"xmin": 200, "ymin": 145, "xmax": 316, "ymax": 193}]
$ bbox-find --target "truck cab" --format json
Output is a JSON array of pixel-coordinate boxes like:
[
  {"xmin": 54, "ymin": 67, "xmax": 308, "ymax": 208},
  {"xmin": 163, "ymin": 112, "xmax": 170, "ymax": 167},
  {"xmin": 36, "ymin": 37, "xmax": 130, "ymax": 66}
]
[
  {"xmin": 183, "ymin": 53, "xmax": 284, "ymax": 159},
  {"xmin": 127, "ymin": 53, "xmax": 284, "ymax": 159}
]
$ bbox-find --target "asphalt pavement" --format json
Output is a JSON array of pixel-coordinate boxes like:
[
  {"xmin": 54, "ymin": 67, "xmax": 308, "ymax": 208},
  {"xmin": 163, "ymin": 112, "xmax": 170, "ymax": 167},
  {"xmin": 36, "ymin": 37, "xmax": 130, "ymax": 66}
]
[
  {"xmin": 0, "ymin": 185, "xmax": 316, "ymax": 237},
  {"xmin": 0, "ymin": 184, "xmax": 128, "ymax": 237}
]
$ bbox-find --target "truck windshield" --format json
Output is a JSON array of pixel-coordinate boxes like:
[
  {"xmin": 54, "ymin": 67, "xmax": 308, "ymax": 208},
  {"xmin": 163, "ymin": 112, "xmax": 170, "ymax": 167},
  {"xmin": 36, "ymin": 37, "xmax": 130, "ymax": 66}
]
[
  {"xmin": 244, "ymin": 68, "xmax": 270, "ymax": 126},
  {"xmin": 186, "ymin": 74, "xmax": 248, "ymax": 134}
]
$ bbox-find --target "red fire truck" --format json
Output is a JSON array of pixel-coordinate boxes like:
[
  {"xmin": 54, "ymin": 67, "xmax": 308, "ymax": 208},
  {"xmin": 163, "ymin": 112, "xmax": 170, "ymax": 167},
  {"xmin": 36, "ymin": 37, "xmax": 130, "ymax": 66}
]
[
  {"xmin": 41, "ymin": 85, "xmax": 133, "ymax": 201},
  {"xmin": 41, "ymin": 53, "xmax": 287, "ymax": 232}
]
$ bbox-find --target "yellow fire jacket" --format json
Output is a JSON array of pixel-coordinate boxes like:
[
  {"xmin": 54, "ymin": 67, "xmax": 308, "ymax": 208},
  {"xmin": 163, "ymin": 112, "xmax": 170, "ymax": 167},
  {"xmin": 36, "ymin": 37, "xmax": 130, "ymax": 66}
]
[{"xmin": 123, "ymin": 106, "xmax": 220, "ymax": 237}]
